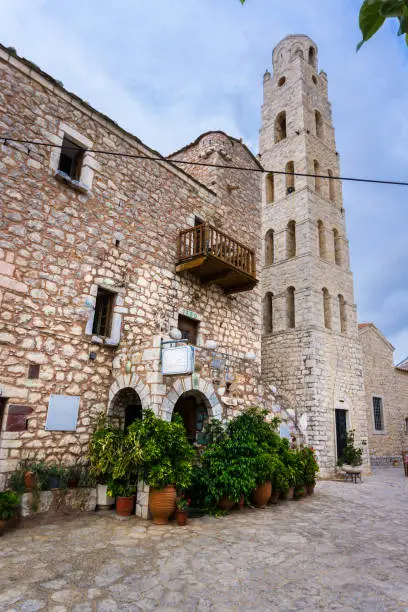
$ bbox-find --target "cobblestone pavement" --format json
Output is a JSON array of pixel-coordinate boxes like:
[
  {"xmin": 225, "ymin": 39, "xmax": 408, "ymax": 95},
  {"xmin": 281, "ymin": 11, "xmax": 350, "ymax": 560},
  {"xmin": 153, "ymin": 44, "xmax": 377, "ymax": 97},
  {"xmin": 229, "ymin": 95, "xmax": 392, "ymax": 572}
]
[{"xmin": 1, "ymin": 468, "xmax": 408, "ymax": 611}]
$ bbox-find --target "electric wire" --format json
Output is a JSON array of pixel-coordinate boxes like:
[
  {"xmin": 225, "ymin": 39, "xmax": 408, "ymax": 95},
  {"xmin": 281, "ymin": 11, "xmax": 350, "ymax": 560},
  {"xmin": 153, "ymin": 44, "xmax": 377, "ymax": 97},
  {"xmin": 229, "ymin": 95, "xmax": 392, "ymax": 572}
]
[{"xmin": 1, "ymin": 136, "xmax": 408, "ymax": 187}]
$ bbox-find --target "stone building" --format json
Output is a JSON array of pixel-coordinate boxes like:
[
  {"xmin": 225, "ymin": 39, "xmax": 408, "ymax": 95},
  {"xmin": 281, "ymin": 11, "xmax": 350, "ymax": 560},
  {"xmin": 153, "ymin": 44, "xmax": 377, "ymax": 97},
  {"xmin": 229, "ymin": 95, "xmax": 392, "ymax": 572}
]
[
  {"xmin": 0, "ymin": 43, "xmax": 289, "ymax": 514},
  {"xmin": 259, "ymin": 35, "xmax": 370, "ymax": 475},
  {"xmin": 0, "ymin": 32, "xmax": 378, "ymax": 504},
  {"xmin": 359, "ymin": 323, "xmax": 408, "ymax": 464}
]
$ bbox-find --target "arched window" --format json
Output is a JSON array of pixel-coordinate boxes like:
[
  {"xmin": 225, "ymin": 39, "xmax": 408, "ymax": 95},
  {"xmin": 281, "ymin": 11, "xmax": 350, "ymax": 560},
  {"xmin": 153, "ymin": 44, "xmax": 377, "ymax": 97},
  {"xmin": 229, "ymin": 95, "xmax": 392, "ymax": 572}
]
[
  {"xmin": 315, "ymin": 111, "xmax": 323, "ymax": 139},
  {"xmin": 265, "ymin": 230, "xmax": 274, "ymax": 265},
  {"xmin": 263, "ymin": 292, "xmax": 273, "ymax": 334},
  {"xmin": 275, "ymin": 111, "xmax": 287, "ymax": 143},
  {"xmin": 286, "ymin": 220, "xmax": 296, "ymax": 258},
  {"xmin": 328, "ymin": 169, "xmax": 335, "ymax": 202},
  {"xmin": 338, "ymin": 294, "xmax": 347, "ymax": 333},
  {"xmin": 333, "ymin": 229, "xmax": 341, "ymax": 265},
  {"xmin": 287, "ymin": 287, "xmax": 295, "ymax": 329},
  {"xmin": 317, "ymin": 220, "xmax": 326, "ymax": 258},
  {"xmin": 322, "ymin": 287, "xmax": 332, "ymax": 329},
  {"xmin": 278, "ymin": 76, "xmax": 286, "ymax": 87},
  {"xmin": 292, "ymin": 45, "xmax": 304, "ymax": 60},
  {"xmin": 308, "ymin": 46, "xmax": 316, "ymax": 68},
  {"xmin": 265, "ymin": 173, "xmax": 274, "ymax": 204},
  {"xmin": 314, "ymin": 160, "xmax": 321, "ymax": 192},
  {"xmin": 286, "ymin": 161, "xmax": 295, "ymax": 194}
]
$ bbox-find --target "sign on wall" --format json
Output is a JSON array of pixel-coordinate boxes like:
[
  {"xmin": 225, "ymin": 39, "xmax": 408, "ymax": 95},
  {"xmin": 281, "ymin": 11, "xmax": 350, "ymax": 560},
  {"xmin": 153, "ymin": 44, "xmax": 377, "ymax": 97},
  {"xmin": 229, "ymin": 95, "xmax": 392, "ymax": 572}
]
[
  {"xmin": 162, "ymin": 345, "xmax": 195, "ymax": 376},
  {"xmin": 45, "ymin": 395, "xmax": 80, "ymax": 431}
]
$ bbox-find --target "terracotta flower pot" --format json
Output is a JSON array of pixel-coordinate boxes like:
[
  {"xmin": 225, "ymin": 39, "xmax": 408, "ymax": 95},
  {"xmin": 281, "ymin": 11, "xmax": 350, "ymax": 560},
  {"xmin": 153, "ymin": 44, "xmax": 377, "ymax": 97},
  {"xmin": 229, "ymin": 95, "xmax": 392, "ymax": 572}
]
[
  {"xmin": 116, "ymin": 495, "xmax": 135, "ymax": 517},
  {"xmin": 218, "ymin": 496, "xmax": 235, "ymax": 511},
  {"xmin": 269, "ymin": 490, "xmax": 280, "ymax": 505},
  {"xmin": 149, "ymin": 485, "xmax": 176, "ymax": 525},
  {"xmin": 306, "ymin": 484, "xmax": 315, "ymax": 495},
  {"xmin": 282, "ymin": 487, "xmax": 294, "ymax": 500},
  {"xmin": 236, "ymin": 496, "xmax": 245, "ymax": 511},
  {"xmin": 252, "ymin": 481, "xmax": 272, "ymax": 508},
  {"xmin": 176, "ymin": 510, "xmax": 188, "ymax": 526},
  {"xmin": 68, "ymin": 480, "xmax": 79, "ymax": 489},
  {"xmin": 24, "ymin": 471, "xmax": 36, "ymax": 491}
]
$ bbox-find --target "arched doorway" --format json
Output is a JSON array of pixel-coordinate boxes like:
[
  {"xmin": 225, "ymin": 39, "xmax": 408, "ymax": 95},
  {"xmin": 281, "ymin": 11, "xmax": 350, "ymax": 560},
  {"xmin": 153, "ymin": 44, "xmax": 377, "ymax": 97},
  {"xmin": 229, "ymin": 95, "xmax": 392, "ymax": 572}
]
[
  {"xmin": 172, "ymin": 391, "xmax": 210, "ymax": 444},
  {"xmin": 110, "ymin": 387, "xmax": 142, "ymax": 430}
]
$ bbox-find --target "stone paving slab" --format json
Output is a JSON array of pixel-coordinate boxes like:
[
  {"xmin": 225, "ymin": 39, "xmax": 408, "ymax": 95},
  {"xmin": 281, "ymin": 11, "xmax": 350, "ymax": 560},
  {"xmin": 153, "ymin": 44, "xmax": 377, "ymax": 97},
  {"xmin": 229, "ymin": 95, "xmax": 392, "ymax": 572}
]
[{"xmin": 1, "ymin": 469, "xmax": 408, "ymax": 611}]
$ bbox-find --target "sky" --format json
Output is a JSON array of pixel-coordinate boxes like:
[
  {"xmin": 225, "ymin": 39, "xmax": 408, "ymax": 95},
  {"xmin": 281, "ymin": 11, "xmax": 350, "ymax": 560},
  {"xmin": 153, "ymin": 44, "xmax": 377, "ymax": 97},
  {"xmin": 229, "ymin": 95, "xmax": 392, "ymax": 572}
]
[{"xmin": 1, "ymin": 0, "xmax": 407, "ymax": 362}]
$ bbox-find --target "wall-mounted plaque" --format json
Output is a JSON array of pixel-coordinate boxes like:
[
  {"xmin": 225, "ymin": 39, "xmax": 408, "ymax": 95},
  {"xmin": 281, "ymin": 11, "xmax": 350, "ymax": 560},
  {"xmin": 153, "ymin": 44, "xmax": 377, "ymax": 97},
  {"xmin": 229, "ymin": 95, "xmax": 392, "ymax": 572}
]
[
  {"xmin": 162, "ymin": 345, "xmax": 195, "ymax": 376},
  {"xmin": 45, "ymin": 395, "xmax": 80, "ymax": 431}
]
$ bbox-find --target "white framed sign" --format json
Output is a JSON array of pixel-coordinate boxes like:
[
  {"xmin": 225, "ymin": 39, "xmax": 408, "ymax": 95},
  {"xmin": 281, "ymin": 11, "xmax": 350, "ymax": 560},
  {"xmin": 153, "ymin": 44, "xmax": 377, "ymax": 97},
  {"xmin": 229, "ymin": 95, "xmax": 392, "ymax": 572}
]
[
  {"xmin": 45, "ymin": 395, "xmax": 80, "ymax": 431},
  {"xmin": 162, "ymin": 345, "xmax": 195, "ymax": 376}
]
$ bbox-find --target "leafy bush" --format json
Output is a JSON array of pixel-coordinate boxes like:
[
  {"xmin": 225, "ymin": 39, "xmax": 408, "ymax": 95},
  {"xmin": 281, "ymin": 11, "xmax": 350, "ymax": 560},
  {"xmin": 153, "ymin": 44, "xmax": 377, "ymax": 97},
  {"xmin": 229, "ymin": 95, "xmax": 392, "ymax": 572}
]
[
  {"xmin": 339, "ymin": 430, "xmax": 363, "ymax": 467},
  {"xmin": 300, "ymin": 447, "xmax": 319, "ymax": 485},
  {"xmin": 128, "ymin": 409, "xmax": 195, "ymax": 490},
  {"xmin": 0, "ymin": 490, "xmax": 20, "ymax": 520}
]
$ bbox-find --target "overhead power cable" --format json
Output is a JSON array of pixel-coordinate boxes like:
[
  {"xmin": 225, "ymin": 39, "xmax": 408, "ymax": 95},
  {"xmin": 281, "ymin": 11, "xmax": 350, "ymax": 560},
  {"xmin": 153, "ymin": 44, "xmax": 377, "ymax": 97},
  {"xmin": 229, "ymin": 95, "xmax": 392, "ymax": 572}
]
[{"xmin": 1, "ymin": 136, "xmax": 408, "ymax": 187}]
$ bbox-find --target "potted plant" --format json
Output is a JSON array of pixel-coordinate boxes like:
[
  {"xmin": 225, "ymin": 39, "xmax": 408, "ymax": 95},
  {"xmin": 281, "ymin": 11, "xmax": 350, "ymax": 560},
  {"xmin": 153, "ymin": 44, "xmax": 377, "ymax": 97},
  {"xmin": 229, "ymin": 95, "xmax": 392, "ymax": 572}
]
[
  {"xmin": 0, "ymin": 490, "xmax": 20, "ymax": 535},
  {"xmin": 128, "ymin": 410, "xmax": 194, "ymax": 525},
  {"xmin": 108, "ymin": 480, "xmax": 136, "ymax": 517},
  {"xmin": 252, "ymin": 452, "xmax": 275, "ymax": 508},
  {"xmin": 47, "ymin": 464, "xmax": 64, "ymax": 489},
  {"xmin": 301, "ymin": 447, "xmax": 319, "ymax": 495},
  {"xmin": 66, "ymin": 463, "xmax": 83, "ymax": 489},
  {"xmin": 175, "ymin": 494, "xmax": 191, "ymax": 526},
  {"xmin": 270, "ymin": 458, "xmax": 286, "ymax": 504},
  {"xmin": 89, "ymin": 416, "xmax": 142, "ymax": 510},
  {"xmin": 340, "ymin": 430, "xmax": 363, "ymax": 467}
]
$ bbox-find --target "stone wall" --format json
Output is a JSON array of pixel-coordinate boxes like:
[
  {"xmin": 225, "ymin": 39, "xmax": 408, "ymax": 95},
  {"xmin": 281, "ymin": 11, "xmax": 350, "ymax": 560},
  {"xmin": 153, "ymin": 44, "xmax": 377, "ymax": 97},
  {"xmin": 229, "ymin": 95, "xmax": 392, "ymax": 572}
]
[
  {"xmin": 0, "ymin": 44, "xmax": 291, "ymax": 495},
  {"xmin": 359, "ymin": 324, "xmax": 408, "ymax": 462}
]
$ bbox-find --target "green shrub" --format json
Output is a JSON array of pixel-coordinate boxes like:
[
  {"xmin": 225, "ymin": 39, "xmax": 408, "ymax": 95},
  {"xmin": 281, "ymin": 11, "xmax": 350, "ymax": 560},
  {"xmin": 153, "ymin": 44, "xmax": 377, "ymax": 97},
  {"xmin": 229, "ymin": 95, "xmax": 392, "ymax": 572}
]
[
  {"xmin": 340, "ymin": 430, "xmax": 363, "ymax": 466},
  {"xmin": 0, "ymin": 490, "xmax": 20, "ymax": 520}
]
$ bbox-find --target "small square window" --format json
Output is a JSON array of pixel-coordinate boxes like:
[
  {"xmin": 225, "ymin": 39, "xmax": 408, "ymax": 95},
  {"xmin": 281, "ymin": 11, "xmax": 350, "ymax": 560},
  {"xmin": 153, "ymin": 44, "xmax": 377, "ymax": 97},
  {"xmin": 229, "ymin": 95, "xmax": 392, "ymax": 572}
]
[
  {"xmin": 58, "ymin": 136, "xmax": 85, "ymax": 180},
  {"xmin": 92, "ymin": 288, "xmax": 115, "ymax": 337},
  {"xmin": 178, "ymin": 314, "xmax": 199, "ymax": 345},
  {"xmin": 372, "ymin": 396, "xmax": 384, "ymax": 431},
  {"xmin": 28, "ymin": 364, "xmax": 40, "ymax": 379}
]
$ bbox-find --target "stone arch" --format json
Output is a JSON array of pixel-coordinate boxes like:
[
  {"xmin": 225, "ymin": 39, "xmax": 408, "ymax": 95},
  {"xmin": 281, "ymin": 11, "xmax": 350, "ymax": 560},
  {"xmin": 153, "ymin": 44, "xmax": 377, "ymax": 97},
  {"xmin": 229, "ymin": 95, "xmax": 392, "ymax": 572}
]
[
  {"xmin": 265, "ymin": 172, "xmax": 274, "ymax": 203},
  {"xmin": 161, "ymin": 375, "xmax": 223, "ymax": 423},
  {"xmin": 265, "ymin": 229, "xmax": 274, "ymax": 265},
  {"xmin": 107, "ymin": 372, "xmax": 152, "ymax": 416},
  {"xmin": 314, "ymin": 160, "xmax": 321, "ymax": 192},
  {"xmin": 315, "ymin": 110, "xmax": 323, "ymax": 139},
  {"xmin": 291, "ymin": 45, "xmax": 304, "ymax": 60},
  {"xmin": 275, "ymin": 111, "xmax": 287, "ymax": 143},
  {"xmin": 308, "ymin": 46, "xmax": 317, "ymax": 68},
  {"xmin": 286, "ymin": 220, "xmax": 296, "ymax": 258},
  {"xmin": 263, "ymin": 292, "xmax": 273, "ymax": 334}
]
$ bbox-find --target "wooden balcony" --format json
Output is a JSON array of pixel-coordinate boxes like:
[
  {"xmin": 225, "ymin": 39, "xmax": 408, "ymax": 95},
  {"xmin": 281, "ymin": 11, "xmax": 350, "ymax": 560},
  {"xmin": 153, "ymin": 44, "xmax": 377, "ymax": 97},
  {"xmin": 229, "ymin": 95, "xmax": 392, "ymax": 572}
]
[{"xmin": 176, "ymin": 224, "xmax": 258, "ymax": 294}]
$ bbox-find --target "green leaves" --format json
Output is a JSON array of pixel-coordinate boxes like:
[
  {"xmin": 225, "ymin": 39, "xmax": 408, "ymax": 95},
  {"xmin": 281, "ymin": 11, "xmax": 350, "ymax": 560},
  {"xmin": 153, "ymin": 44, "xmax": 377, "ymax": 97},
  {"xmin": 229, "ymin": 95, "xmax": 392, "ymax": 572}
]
[{"xmin": 357, "ymin": 0, "xmax": 408, "ymax": 49}]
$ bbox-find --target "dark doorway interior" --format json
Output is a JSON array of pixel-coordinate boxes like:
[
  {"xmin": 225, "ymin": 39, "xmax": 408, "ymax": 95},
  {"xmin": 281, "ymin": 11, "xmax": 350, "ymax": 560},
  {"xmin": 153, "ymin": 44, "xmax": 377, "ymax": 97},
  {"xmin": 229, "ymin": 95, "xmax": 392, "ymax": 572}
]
[
  {"xmin": 335, "ymin": 409, "xmax": 348, "ymax": 461},
  {"xmin": 111, "ymin": 388, "xmax": 142, "ymax": 431},
  {"xmin": 0, "ymin": 398, "xmax": 6, "ymax": 432},
  {"xmin": 173, "ymin": 392, "xmax": 209, "ymax": 444}
]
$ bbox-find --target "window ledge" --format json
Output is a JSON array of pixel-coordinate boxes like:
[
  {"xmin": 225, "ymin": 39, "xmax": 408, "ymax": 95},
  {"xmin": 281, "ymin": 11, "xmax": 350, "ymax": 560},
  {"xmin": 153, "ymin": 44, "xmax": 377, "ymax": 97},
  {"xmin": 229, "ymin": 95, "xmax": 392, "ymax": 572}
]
[
  {"xmin": 55, "ymin": 170, "xmax": 90, "ymax": 194},
  {"xmin": 372, "ymin": 430, "xmax": 387, "ymax": 435},
  {"xmin": 90, "ymin": 335, "xmax": 119, "ymax": 347}
]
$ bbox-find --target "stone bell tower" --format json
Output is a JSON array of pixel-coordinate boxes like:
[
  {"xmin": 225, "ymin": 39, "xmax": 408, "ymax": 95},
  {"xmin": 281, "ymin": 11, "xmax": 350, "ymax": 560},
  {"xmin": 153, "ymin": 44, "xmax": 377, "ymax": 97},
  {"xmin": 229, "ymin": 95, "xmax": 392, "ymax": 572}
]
[{"xmin": 259, "ymin": 35, "xmax": 370, "ymax": 475}]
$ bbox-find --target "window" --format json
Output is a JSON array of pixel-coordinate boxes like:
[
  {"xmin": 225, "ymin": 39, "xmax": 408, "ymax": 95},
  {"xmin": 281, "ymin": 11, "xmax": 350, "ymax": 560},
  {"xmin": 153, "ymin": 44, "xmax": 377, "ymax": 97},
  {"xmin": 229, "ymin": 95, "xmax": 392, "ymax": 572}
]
[
  {"xmin": 312, "ymin": 75, "xmax": 317, "ymax": 85},
  {"xmin": 315, "ymin": 111, "xmax": 323, "ymax": 139},
  {"xmin": 405, "ymin": 418, "xmax": 408, "ymax": 434},
  {"xmin": 263, "ymin": 292, "xmax": 273, "ymax": 334},
  {"xmin": 338, "ymin": 294, "xmax": 347, "ymax": 333},
  {"xmin": 92, "ymin": 288, "xmax": 115, "ymax": 337},
  {"xmin": 58, "ymin": 136, "xmax": 85, "ymax": 180},
  {"xmin": 328, "ymin": 169, "xmax": 335, "ymax": 202},
  {"xmin": 333, "ymin": 229, "xmax": 342, "ymax": 266},
  {"xmin": 318, "ymin": 220, "xmax": 326, "ymax": 258},
  {"xmin": 286, "ymin": 161, "xmax": 295, "ymax": 194},
  {"xmin": 286, "ymin": 220, "xmax": 296, "ymax": 259},
  {"xmin": 265, "ymin": 230, "xmax": 274, "ymax": 265},
  {"xmin": 287, "ymin": 287, "xmax": 295, "ymax": 329},
  {"xmin": 266, "ymin": 173, "xmax": 274, "ymax": 204},
  {"xmin": 278, "ymin": 76, "xmax": 286, "ymax": 87},
  {"xmin": 308, "ymin": 46, "xmax": 316, "ymax": 68},
  {"xmin": 178, "ymin": 315, "xmax": 199, "ymax": 345},
  {"xmin": 322, "ymin": 288, "xmax": 332, "ymax": 329},
  {"xmin": 372, "ymin": 396, "xmax": 384, "ymax": 431},
  {"xmin": 28, "ymin": 364, "xmax": 40, "ymax": 379},
  {"xmin": 275, "ymin": 111, "xmax": 287, "ymax": 143},
  {"xmin": 314, "ymin": 160, "xmax": 321, "ymax": 192}
]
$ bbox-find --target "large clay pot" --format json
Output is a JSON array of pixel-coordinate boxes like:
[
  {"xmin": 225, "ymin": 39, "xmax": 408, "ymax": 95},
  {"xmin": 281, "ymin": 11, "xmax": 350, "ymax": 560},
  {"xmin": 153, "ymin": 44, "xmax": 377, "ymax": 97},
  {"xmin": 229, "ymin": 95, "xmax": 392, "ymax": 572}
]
[
  {"xmin": 116, "ymin": 495, "xmax": 135, "ymax": 517},
  {"xmin": 269, "ymin": 490, "xmax": 280, "ymax": 505},
  {"xmin": 24, "ymin": 471, "xmax": 36, "ymax": 491},
  {"xmin": 218, "ymin": 496, "xmax": 235, "ymax": 511},
  {"xmin": 176, "ymin": 510, "xmax": 188, "ymax": 526},
  {"xmin": 252, "ymin": 481, "xmax": 272, "ymax": 508},
  {"xmin": 306, "ymin": 484, "xmax": 315, "ymax": 495},
  {"xmin": 149, "ymin": 485, "xmax": 176, "ymax": 525}
]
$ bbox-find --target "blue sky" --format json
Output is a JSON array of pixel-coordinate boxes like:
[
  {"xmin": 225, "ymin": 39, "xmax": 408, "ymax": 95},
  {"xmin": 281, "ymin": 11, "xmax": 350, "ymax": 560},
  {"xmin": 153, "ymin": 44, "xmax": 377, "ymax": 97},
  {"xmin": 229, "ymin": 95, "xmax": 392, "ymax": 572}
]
[{"xmin": 1, "ymin": 0, "xmax": 408, "ymax": 362}]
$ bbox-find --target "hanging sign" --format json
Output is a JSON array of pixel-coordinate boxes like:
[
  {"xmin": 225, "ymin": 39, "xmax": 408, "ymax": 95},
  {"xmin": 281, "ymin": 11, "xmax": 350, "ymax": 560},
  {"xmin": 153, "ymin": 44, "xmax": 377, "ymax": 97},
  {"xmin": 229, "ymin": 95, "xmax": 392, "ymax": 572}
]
[{"xmin": 162, "ymin": 345, "xmax": 195, "ymax": 376}]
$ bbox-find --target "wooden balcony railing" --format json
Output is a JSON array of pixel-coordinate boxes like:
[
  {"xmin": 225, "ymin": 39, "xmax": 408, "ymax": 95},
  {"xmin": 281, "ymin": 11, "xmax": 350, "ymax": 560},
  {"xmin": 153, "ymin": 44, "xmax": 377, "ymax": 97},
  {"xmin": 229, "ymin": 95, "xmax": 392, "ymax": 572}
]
[{"xmin": 176, "ymin": 224, "xmax": 257, "ymax": 294}]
